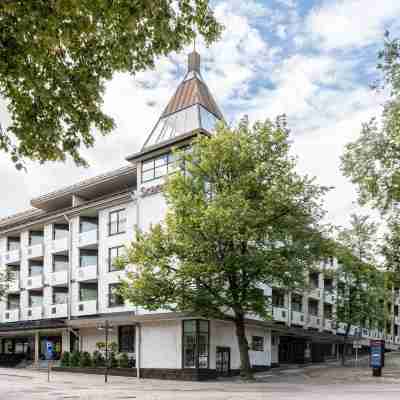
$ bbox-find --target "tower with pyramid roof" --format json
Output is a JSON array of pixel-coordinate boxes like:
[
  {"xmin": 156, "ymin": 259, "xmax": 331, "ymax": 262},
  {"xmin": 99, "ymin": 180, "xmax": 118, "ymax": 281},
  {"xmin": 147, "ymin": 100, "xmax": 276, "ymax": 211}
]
[{"xmin": 126, "ymin": 50, "xmax": 223, "ymax": 162}]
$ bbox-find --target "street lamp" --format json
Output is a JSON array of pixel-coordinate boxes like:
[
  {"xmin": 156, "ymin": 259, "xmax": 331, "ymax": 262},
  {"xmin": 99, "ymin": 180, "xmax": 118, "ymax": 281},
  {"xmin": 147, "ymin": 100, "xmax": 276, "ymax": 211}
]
[{"xmin": 97, "ymin": 320, "xmax": 114, "ymax": 383}]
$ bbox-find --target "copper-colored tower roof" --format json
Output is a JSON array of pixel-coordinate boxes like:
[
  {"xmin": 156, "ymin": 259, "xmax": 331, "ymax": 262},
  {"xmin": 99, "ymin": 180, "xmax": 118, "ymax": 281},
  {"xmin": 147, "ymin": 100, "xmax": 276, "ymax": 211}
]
[{"xmin": 142, "ymin": 51, "xmax": 223, "ymax": 150}]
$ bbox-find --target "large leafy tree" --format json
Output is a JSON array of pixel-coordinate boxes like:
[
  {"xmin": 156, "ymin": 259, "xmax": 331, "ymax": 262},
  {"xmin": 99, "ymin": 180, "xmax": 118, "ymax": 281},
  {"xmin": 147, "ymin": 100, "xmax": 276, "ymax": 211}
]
[
  {"xmin": 0, "ymin": 0, "xmax": 221, "ymax": 167},
  {"xmin": 341, "ymin": 33, "xmax": 400, "ymax": 212},
  {"xmin": 334, "ymin": 214, "xmax": 385, "ymax": 364},
  {"xmin": 118, "ymin": 119, "xmax": 329, "ymax": 378}
]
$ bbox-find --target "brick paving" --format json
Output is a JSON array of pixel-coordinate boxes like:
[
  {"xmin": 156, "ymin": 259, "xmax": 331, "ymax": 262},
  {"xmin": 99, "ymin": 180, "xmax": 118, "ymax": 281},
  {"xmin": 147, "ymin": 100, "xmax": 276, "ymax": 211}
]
[{"xmin": 0, "ymin": 353, "xmax": 399, "ymax": 399}]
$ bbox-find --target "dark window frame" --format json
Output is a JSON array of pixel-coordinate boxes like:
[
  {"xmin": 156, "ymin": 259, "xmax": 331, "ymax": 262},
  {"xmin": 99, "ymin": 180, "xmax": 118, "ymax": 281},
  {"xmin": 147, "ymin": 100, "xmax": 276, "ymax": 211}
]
[
  {"xmin": 7, "ymin": 237, "xmax": 20, "ymax": 252},
  {"xmin": 28, "ymin": 260, "xmax": 43, "ymax": 277},
  {"xmin": 53, "ymin": 223, "xmax": 69, "ymax": 240},
  {"xmin": 108, "ymin": 246, "xmax": 124, "ymax": 272},
  {"xmin": 79, "ymin": 249, "xmax": 98, "ymax": 268},
  {"xmin": 251, "ymin": 336, "xmax": 264, "ymax": 352},
  {"xmin": 182, "ymin": 319, "xmax": 209, "ymax": 369},
  {"xmin": 108, "ymin": 283, "xmax": 124, "ymax": 307},
  {"xmin": 118, "ymin": 325, "xmax": 135, "ymax": 353},
  {"xmin": 108, "ymin": 209, "xmax": 126, "ymax": 236},
  {"xmin": 28, "ymin": 230, "xmax": 44, "ymax": 246},
  {"xmin": 79, "ymin": 216, "xmax": 98, "ymax": 234},
  {"xmin": 52, "ymin": 254, "xmax": 69, "ymax": 273}
]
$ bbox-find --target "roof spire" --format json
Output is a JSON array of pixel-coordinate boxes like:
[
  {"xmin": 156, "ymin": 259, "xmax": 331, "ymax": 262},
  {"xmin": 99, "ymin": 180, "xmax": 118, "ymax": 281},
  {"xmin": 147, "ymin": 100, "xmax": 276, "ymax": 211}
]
[{"xmin": 188, "ymin": 48, "xmax": 200, "ymax": 73}]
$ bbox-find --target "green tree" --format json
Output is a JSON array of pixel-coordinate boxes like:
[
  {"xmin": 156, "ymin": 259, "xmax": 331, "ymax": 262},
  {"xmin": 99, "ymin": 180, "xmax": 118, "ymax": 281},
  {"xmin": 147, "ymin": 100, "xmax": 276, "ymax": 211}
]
[
  {"xmin": 0, "ymin": 1, "xmax": 221, "ymax": 167},
  {"xmin": 118, "ymin": 119, "xmax": 329, "ymax": 378},
  {"xmin": 334, "ymin": 214, "xmax": 385, "ymax": 364},
  {"xmin": 341, "ymin": 33, "xmax": 400, "ymax": 212},
  {"xmin": 382, "ymin": 211, "xmax": 400, "ymax": 279}
]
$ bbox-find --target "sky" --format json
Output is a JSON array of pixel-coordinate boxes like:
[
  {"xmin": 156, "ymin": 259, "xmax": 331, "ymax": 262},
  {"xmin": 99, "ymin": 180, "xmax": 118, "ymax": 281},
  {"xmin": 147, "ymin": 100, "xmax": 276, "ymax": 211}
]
[{"xmin": 1, "ymin": 0, "xmax": 400, "ymax": 227}]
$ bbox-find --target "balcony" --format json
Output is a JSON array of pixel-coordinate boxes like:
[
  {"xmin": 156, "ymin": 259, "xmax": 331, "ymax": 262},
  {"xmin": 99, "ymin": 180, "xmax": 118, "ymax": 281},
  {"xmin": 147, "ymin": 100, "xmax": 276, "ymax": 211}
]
[
  {"xmin": 272, "ymin": 307, "xmax": 288, "ymax": 323},
  {"xmin": 291, "ymin": 310, "xmax": 305, "ymax": 325},
  {"xmin": 76, "ymin": 265, "xmax": 97, "ymax": 282},
  {"xmin": 73, "ymin": 300, "xmax": 98, "ymax": 316},
  {"xmin": 1, "ymin": 249, "xmax": 20, "ymax": 265},
  {"xmin": 25, "ymin": 306, "xmax": 43, "ymax": 320},
  {"xmin": 26, "ymin": 243, "xmax": 44, "ymax": 259},
  {"xmin": 309, "ymin": 288, "xmax": 320, "ymax": 299},
  {"xmin": 7, "ymin": 277, "xmax": 20, "ymax": 293},
  {"xmin": 308, "ymin": 315, "xmax": 321, "ymax": 328},
  {"xmin": 26, "ymin": 275, "xmax": 43, "ymax": 290},
  {"xmin": 47, "ymin": 303, "xmax": 68, "ymax": 318},
  {"xmin": 3, "ymin": 308, "xmax": 20, "ymax": 322},
  {"xmin": 324, "ymin": 319, "xmax": 334, "ymax": 330},
  {"xmin": 324, "ymin": 291, "xmax": 335, "ymax": 303},
  {"xmin": 50, "ymin": 270, "xmax": 68, "ymax": 286},
  {"xmin": 51, "ymin": 237, "xmax": 69, "ymax": 254},
  {"xmin": 78, "ymin": 229, "xmax": 98, "ymax": 248}
]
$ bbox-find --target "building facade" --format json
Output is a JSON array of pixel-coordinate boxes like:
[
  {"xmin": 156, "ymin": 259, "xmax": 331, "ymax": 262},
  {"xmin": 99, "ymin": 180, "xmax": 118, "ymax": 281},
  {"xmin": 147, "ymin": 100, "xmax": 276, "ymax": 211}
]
[{"xmin": 0, "ymin": 51, "xmax": 399, "ymax": 379}]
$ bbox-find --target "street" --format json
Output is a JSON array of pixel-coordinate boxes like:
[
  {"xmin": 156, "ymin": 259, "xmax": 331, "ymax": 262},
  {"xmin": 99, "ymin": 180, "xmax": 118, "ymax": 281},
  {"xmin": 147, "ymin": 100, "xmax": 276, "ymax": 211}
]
[{"xmin": 0, "ymin": 353, "xmax": 400, "ymax": 400}]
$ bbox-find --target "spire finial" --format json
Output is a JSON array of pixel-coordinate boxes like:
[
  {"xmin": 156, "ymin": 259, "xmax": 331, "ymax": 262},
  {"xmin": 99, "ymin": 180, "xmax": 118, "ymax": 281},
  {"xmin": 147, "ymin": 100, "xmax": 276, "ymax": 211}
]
[{"xmin": 188, "ymin": 46, "xmax": 200, "ymax": 73}]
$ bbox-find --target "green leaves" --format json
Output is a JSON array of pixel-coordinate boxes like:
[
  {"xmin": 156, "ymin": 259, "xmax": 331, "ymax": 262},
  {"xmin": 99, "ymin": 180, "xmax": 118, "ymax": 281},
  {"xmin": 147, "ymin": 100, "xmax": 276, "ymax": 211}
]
[
  {"xmin": 120, "ymin": 118, "xmax": 329, "ymax": 321},
  {"xmin": 0, "ymin": 0, "xmax": 222, "ymax": 167}
]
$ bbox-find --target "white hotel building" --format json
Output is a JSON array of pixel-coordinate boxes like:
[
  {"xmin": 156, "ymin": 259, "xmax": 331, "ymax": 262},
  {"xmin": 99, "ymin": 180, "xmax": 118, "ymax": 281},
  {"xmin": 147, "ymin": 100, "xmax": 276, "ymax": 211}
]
[{"xmin": 0, "ymin": 51, "xmax": 399, "ymax": 379}]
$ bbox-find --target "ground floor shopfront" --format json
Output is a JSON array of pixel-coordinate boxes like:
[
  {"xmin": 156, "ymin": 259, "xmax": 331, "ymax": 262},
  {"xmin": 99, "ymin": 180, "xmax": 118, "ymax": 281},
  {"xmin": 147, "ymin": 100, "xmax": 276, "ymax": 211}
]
[{"xmin": 0, "ymin": 313, "xmax": 343, "ymax": 379}]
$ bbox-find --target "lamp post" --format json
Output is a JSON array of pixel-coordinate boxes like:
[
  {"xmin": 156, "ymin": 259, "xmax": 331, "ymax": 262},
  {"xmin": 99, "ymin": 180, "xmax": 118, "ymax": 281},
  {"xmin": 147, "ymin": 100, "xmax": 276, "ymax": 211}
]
[{"xmin": 97, "ymin": 320, "xmax": 114, "ymax": 383}]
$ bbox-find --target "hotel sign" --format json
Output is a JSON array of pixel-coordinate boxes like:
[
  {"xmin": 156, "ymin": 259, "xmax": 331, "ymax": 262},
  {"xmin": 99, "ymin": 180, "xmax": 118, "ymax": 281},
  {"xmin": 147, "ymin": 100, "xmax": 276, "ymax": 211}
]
[{"xmin": 140, "ymin": 184, "xmax": 164, "ymax": 198}]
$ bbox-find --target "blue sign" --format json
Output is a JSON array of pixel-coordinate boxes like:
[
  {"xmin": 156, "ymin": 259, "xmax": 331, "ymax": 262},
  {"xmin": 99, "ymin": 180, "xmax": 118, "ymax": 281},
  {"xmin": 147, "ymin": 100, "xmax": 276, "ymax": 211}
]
[
  {"xmin": 45, "ymin": 340, "xmax": 54, "ymax": 360},
  {"xmin": 370, "ymin": 340, "xmax": 384, "ymax": 368}
]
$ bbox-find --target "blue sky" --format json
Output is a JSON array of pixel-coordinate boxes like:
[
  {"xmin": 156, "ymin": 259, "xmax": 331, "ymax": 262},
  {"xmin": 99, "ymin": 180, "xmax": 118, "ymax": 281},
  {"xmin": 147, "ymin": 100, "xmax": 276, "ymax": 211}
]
[{"xmin": 1, "ymin": 0, "xmax": 400, "ymax": 227}]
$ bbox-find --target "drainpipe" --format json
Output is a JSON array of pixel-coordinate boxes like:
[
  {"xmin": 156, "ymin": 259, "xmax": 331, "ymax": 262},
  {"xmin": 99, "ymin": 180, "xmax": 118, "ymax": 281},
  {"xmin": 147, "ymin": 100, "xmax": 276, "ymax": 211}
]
[{"xmin": 136, "ymin": 322, "xmax": 141, "ymax": 379}]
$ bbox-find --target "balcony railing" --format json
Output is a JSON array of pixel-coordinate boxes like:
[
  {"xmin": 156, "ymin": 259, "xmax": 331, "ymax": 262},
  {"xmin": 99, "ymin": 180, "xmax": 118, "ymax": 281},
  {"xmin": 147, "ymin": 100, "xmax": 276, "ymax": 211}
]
[
  {"xmin": 26, "ymin": 274, "xmax": 43, "ymax": 290},
  {"xmin": 76, "ymin": 264, "xmax": 97, "ymax": 281},
  {"xmin": 3, "ymin": 308, "xmax": 20, "ymax": 322},
  {"xmin": 51, "ymin": 237, "xmax": 69, "ymax": 253},
  {"xmin": 73, "ymin": 299, "xmax": 98, "ymax": 316},
  {"xmin": 25, "ymin": 305, "xmax": 43, "ymax": 320},
  {"xmin": 26, "ymin": 243, "xmax": 44, "ymax": 259},
  {"xmin": 308, "ymin": 314, "xmax": 320, "ymax": 328},
  {"xmin": 78, "ymin": 229, "xmax": 98, "ymax": 248},
  {"xmin": 291, "ymin": 310, "xmax": 305, "ymax": 325},
  {"xmin": 48, "ymin": 303, "xmax": 68, "ymax": 318},
  {"xmin": 1, "ymin": 249, "xmax": 21, "ymax": 265},
  {"xmin": 272, "ymin": 307, "xmax": 289, "ymax": 323},
  {"xmin": 50, "ymin": 270, "xmax": 68, "ymax": 286}
]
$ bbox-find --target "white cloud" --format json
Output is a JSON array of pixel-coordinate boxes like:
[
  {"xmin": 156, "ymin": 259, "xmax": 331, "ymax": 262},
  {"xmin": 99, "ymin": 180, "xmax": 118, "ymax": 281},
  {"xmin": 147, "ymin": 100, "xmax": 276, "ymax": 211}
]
[{"xmin": 306, "ymin": 0, "xmax": 400, "ymax": 50}]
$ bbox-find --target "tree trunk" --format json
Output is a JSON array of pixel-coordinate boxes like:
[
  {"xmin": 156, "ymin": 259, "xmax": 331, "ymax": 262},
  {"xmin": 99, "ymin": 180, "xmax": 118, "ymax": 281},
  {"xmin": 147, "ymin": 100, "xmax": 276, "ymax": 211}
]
[{"xmin": 234, "ymin": 315, "xmax": 253, "ymax": 380}]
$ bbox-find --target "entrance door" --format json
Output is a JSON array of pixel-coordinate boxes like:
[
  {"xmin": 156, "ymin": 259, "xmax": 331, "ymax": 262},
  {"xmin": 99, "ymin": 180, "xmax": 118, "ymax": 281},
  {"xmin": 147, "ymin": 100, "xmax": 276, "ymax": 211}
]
[{"xmin": 216, "ymin": 347, "xmax": 230, "ymax": 376}]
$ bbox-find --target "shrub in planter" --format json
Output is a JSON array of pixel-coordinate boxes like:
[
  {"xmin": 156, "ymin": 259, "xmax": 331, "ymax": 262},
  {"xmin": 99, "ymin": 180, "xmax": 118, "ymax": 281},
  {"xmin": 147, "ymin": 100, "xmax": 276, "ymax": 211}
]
[
  {"xmin": 109, "ymin": 351, "xmax": 119, "ymax": 368},
  {"xmin": 93, "ymin": 350, "xmax": 105, "ymax": 368},
  {"xmin": 118, "ymin": 353, "xmax": 129, "ymax": 368},
  {"xmin": 70, "ymin": 351, "xmax": 81, "ymax": 367},
  {"xmin": 80, "ymin": 351, "xmax": 93, "ymax": 368},
  {"xmin": 60, "ymin": 351, "xmax": 71, "ymax": 367}
]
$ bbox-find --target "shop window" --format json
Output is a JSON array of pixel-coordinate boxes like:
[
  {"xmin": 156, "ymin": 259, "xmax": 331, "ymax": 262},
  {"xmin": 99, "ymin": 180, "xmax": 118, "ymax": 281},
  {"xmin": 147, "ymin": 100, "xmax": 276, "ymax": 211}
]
[
  {"xmin": 119, "ymin": 325, "xmax": 135, "ymax": 353},
  {"xmin": 251, "ymin": 336, "xmax": 264, "ymax": 352},
  {"xmin": 182, "ymin": 319, "xmax": 209, "ymax": 369}
]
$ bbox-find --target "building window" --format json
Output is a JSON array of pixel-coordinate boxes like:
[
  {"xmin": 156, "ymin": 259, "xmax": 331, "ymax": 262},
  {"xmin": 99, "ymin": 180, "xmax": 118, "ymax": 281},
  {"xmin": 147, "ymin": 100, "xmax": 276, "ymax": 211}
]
[
  {"xmin": 7, "ymin": 295, "xmax": 19, "ymax": 310},
  {"xmin": 118, "ymin": 326, "xmax": 135, "ymax": 353},
  {"xmin": 29, "ymin": 260, "xmax": 43, "ymax": 277},
  {"xmin": 291, "ymin": 293, "xmax": 303, "ymax": 312},
  {"xmin": 79, "ymin": 217, "xmax": 98, "ymax": 233},
  {"xmin": 182, "ymin": 319, "xmax": 209, "ymax": 369},
  {"xmin": 53, "ymin": 255, "xmax": 69, "ymax": 272},
  {"xmin": 79, "ymin": 249, "xmax": 98, "ymax": 268},
  {"xmin": 109, "ymin": 209, "xmax": 126, "ymax": 236},
  {"xmin": 308, "ymin": 299, "xmax": 319, "ymax": 316},
  {"xmin": 7, "ymin": 237, "xmax": 20, "ymax": 251},
  {"xmin": 309, "ymin": 272, "xmax": 319, "ymax": 289},
  {"xmin": 324, "ymin": 303, "xmax": 333, "ymax": 319},
  {"xmin": 53, "ymin": 288, "xmax": 68, "ymax": 305},
  {"xmin": 108, "ymin": 283, "xmax": 124, "ymax": 307},
  {"xmin": 272, "ymin": 289, "xmax": 285, "ymax": 308},
  {"xmin": 251, "ymin": 336, "xmax": 264, "ymax": 352},
  {"xmin": 53, "ymin": 223, "xmax": 69, "ymax": 240},
  {"xmin": 141, "ymin": 151, "xmax": 185, "ymax": 183},
  {"xmin": 79, "ymin": 283, "xmax": 97, "ymax": 302},
  {"xmin": 29, "ymin": 291, "xmax": 43, "ymax": 307},
  {"xmin": 29, "ymin": 231, "xmax": 44, "ymax": 246},
  {"xmin": 108, "ymin": 246, "xmax": 124, "ymax": 272}
]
